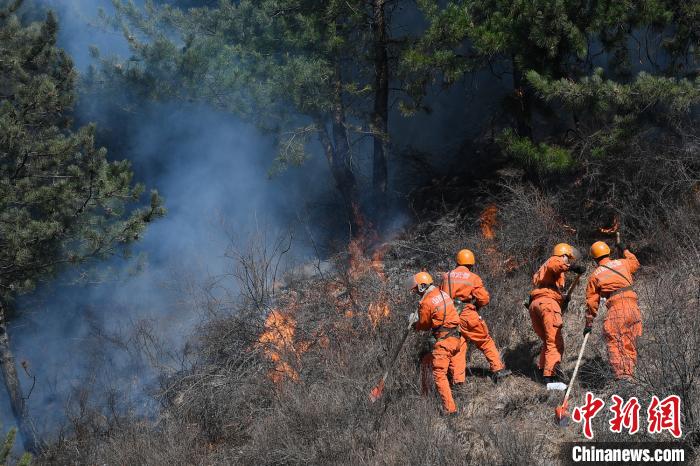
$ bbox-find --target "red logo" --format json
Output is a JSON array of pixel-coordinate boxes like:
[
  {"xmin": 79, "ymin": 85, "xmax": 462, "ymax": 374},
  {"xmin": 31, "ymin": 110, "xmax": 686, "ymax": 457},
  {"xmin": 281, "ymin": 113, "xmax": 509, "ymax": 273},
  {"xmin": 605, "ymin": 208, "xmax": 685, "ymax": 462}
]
[
  {"xmin": 572, "ymin": 392, "xmax": 605, "ymax": 439},
  {"xmin": 609, "ymin": 395, "xmax": 641, "ymax": 434},
  {"xmin": 571, "ymin": 393, "xmax": 683, "ymax": 439},
  {"xmin": 647, "ymin": 395, "xmax": 682, "ymax": 438}
]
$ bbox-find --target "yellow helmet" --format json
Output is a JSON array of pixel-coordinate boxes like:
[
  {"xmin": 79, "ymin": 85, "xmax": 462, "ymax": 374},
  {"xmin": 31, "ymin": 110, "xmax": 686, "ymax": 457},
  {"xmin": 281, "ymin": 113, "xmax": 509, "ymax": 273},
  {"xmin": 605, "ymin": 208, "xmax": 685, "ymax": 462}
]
[
  {"xmin": 408, "ymin": 271, "xmax": 433, "ymax": 291},
  {"xmin": 552, "ymin": 243, "xmax": 574, "ymax": 258},
  {"xmin": 455, "ymin": 249, "xmax": 475, "ymax": 266},
  {"xmin": 590, "ymin": 241, "xmax": 611, "ymax": 259}
]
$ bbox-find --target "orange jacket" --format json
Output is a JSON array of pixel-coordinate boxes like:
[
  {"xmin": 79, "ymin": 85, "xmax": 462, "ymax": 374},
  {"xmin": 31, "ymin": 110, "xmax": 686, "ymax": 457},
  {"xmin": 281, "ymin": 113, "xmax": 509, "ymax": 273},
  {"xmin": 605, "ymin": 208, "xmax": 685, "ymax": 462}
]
[
  {"xmin": 416, "ymin": 286, "xmax": 460, "ymax": 331},
  {"xmin": 585, "ymin": 250, "xmax": 640, "ymax": 324},
  {"xmin": 530, "ymin": 256, "xmax": 570, "ymax": 305},
  {"xmin": 440, "ymin": 266, "xmax": 490, "ymax": 311}
]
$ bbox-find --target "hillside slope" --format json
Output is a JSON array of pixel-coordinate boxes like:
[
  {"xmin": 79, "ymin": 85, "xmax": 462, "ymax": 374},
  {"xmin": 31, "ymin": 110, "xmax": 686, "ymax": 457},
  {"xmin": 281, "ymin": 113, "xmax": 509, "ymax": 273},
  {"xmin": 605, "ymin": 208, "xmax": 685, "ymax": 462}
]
[{"xmin": 38, "ymin": 183, "xmax": 700, "ymax": 465}]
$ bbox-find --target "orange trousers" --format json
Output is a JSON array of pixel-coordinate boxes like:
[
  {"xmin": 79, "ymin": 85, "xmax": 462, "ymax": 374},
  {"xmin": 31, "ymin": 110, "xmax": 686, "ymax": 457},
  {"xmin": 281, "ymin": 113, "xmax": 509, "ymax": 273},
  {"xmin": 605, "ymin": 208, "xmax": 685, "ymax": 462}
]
[
  {"xmin": 451, "ymin": 337, "xmax": 468, "ymax": 384},
  {"xmin": 529, "ymin": 298, "xmax": 564, "ymax": 377},
  {"xmin": 454, "ymin": 310, "xmax": 504, "ymax": 379},
  {"xmin": 603, "ymin": 298, "xmax": 642, "ymax": 380},
  {"xmin": 428, "ymin": 336, "xmax": 461, "ymax": 413},
  {"xmin": 422, "ymin": 337, "xmax": 468, "ymax": 387}
]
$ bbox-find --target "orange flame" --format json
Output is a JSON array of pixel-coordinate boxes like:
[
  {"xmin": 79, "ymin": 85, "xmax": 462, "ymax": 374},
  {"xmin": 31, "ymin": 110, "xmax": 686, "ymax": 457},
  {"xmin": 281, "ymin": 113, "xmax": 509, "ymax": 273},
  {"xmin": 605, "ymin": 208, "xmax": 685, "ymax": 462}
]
[
  {"xmin": 368, "ymin": 300, "xmax": 390, "ymax": 327},
  {"xmin": 258, "ymin": 310, "xmax": 300, "ymax": 383},
  {"xmin": 345, "ymin": 204, "xmax": 393, "ymax": 327},
  {"xmin": 478, "ymin": 204, "xmax": 520, "ymax": 273},
  {"xmin": 370, "ymin": 246, "xmax": 388, "ymax": 280},
  {"xmin": 348, "ymin": 238, "xmax": 368, "ymax": 279},
  {"xmin": 599, "ymin": 216, "xmax": 620, "ymax": 234},
  {"xmin": 480, "ymin": 204, "xmax": 498, "ymax": 240},
  {"xmin": 350, "ymin": 242, "xmax": 389, "ymax": 281},
  {"xmin": 348, "ymin": 202, "xmax": 384, "ymax": 279}
]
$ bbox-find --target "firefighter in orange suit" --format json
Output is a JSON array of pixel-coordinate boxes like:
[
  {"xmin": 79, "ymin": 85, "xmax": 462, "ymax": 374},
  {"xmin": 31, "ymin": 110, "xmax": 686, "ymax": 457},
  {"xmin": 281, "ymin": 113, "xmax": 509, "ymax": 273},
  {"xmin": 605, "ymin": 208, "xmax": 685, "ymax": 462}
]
[
  {"xmin": 409, "ymin": 272, "xmax": 461, "ymax": 414},
  {"xmin": 585, "ymin": 241, "xmax": 642, "ymax": 380},
  {"xmin": 529, "ymin": 243, "xmax": 585, "ymax": 383},
  {"xmin": 441, "ymin": 249, "xmax": 511, "ymax": 384}
]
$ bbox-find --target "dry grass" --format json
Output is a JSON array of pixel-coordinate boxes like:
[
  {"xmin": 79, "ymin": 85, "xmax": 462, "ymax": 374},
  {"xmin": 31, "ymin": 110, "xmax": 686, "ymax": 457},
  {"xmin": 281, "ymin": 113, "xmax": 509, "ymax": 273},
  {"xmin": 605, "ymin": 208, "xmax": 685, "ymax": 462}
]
[{"xmin": 37, "ymin": 176, "xmax": 700, "ymax": 465}]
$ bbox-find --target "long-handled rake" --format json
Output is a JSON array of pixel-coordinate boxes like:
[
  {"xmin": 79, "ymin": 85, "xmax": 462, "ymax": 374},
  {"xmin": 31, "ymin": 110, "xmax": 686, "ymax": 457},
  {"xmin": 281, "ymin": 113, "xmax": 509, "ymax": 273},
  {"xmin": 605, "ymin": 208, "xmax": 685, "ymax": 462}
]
[
  {"xmin": 555, "ymin": 332, "xmax": 590, "ymax": 426},
  {"xmin": 369, "ymin": 320, "xmax": 413, "ymax": 403}
]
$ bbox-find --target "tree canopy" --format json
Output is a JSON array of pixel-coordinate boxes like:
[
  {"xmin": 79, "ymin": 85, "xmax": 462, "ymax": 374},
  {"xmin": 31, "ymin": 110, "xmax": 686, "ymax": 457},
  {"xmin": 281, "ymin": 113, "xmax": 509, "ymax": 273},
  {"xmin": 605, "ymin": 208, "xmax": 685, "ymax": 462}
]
[
  {"xmin": 93, "ymin": 0, "xmax": 408, "ymax": 232},
  {"xmin": 1, "ymin": 9, "xmax": 164, "ymax": 300},
  {"xmin": 0, "ymin": 3, "xmax": 163, "ymax": 449}
]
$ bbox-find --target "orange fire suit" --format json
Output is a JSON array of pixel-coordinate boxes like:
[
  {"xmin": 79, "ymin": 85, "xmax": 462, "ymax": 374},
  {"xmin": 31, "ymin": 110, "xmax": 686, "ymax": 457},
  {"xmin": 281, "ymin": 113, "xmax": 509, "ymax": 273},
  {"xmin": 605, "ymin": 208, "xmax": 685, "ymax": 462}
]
[
  {"xmin": 415, "ymin": 286, "xmax": 462, "ymax": 414},
  {"xmin": 586, "ymin": 250, "xmax": 642, "ymax": 380},
  {"xmin": 441, "ymin": 266, "xmax": 505, "ymax": 380},
  {"xmin": 529, "ymin": 256, "xmax": 571, "ymax": 377}
]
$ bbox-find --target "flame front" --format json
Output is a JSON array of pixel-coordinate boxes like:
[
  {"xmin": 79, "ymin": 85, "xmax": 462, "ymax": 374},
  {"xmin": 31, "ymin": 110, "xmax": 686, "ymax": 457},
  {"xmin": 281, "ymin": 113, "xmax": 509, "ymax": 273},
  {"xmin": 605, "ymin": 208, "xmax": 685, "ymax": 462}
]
[
  {"xmin": 480, "ymin": 204, "xmax": 498, "ymax": 240},
  {"xmin": 370, "ymin": 246, "xmax": 388, "ymax": 280},
  {"xmin": 368, "ymin": 299, "xmax": 390, "ymax": 327},
  {"xmin": 479, "ymin": 204, "xmax": 518, "ymax": 273},
  {"xmin": 344, "ymin": 206, "xmax": 392, "ymax": 327},
  {"xmin": 258, "ymin": 310, "xmax": 301, "ymax": 383}
]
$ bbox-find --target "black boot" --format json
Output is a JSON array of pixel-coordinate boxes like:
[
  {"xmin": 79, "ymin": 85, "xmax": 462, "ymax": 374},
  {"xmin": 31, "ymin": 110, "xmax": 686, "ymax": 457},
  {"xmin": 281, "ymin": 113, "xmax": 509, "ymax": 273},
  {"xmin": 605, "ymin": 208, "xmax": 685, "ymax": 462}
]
[{"xmin": 492, "ymin": 368, "xmax": 512, "ymax": 384}]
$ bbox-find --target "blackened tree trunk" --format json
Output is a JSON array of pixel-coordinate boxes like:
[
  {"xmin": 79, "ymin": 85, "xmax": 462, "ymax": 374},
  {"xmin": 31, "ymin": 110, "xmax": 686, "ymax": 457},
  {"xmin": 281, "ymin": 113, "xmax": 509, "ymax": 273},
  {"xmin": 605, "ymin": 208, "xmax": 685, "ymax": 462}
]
[
  {"xmin": 371, "ymin": 0, "xmax": 389, "ymax": 228},
  {"xmin": 313, "ymin": 66, "xmax": 363, "ymax": 238},
  {"xmin": 315, "ymin": 119, "xmax": 363, "ymax": 238},
  {"xmin": 512, "ymin": 55, "xmax": 533, "ymax": 139},
  {"xmin": 0, "ymin": 301, "xmax": 36, "ymax": 452}
]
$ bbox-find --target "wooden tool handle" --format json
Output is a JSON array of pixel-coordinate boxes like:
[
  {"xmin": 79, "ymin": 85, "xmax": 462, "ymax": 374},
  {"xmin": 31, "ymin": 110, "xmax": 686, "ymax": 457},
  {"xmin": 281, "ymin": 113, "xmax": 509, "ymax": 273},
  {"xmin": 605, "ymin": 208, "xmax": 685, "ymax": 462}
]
[{"xmin": 563, "ymin": 333, "xmax": 590, "ymax": 404}]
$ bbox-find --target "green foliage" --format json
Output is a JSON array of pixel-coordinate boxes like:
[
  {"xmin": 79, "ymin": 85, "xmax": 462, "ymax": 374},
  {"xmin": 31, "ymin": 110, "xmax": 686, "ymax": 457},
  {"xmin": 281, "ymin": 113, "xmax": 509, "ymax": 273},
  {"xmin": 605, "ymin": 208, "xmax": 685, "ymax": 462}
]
[
  {"xmin": 0, "ymin": 427, "xmax": 31, "ymax": 465},
  {"xmin": 405, "ymin": 0, "xmax": 700, "ymax": 173},
  {"xmin": 528, "ymin": 69, "xmax": 700, "ymax": 115},
  {"xmin": 406, "ymin": 0, "xmax": 696, "ymax": 90},
  {"xmin": 651, "ymin": 0, "xmax": 700, "ymax": 74},
  {"xmin": 98, "ymin": 0, "xmax": 388, "ymax": 167},
  {"xmin": 527, "ymin": 69, "xmax": 700, "ymax": 158},
  {"xmin": 497, "ymin": 128, "xmax": 573, "ymax": 174},
  {"xmin": 0, "ymin": 9, "xmax": 165, "ymax": 301},
  {"xmin": 405, "ymin": 0, "xmax": 609, "ymax": 93}
]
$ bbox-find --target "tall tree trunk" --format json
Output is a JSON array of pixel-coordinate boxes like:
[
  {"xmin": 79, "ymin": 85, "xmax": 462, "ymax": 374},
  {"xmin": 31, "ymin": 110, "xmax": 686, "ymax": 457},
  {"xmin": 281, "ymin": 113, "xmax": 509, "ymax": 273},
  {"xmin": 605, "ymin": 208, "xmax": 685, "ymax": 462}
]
[
  {"xmin": 315, "ymin": 118, "xmax": 363, "ymax": 238},
  {"xmin": 330, "ymin": 62, "xmax": 363, "ymax": 237},
  {"xmin": 371, "ymin": 0, "xmax": 389, "ymax": 229},
  {"xmin": 512, "ymin": 55, "xmax": 533, "ymax": 139},
  {"xmin": 0, "ymin": 301, "xmax": 36, "ymax": 452}
]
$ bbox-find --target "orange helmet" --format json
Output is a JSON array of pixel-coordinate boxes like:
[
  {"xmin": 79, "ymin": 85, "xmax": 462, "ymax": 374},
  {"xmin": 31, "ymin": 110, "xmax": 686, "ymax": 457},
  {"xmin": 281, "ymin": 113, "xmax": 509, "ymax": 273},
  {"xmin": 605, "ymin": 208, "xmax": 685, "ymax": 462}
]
[
  {"xmin": 456, "ymin": 249, "xmax": 475, "ymax": 266},
  {"xmin": 590, "ymin": 241, "xmax": 611, "ymax": 259},
  {"xmin": 552, "ymin": 243, "xmax": 574, "ymax": 258},
  {"xmin": 408, "ymin": 271, "xmax": 433, "ymax": 291}
]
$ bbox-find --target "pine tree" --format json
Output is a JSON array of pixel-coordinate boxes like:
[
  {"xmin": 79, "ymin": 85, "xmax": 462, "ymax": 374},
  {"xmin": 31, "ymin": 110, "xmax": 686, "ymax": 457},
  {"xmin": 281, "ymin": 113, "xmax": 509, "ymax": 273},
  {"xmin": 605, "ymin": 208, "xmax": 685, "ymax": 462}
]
[
  {"xmin": 98, "ymin": 0, "xmax": 408, "ymax": 234},
  {"xmin": 404, "ymin": 1, "xmax": 698, "ymax": 175},
  {"xmin": 404, "ymin": 0, "xmax": 608, "ymax": 137},
  {"xmin": 0, "ymin": 2, "xmax": 164, "ymax": 450}
]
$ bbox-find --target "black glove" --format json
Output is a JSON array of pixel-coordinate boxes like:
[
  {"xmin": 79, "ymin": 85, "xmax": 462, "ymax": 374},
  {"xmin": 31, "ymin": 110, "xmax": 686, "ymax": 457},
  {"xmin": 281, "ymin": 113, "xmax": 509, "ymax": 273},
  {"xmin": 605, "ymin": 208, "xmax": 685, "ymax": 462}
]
[
  {"xmin": 616, "ymin": 243, "xmax": 627, "ymax": 255},
  {"xmin": 583, "ymin": 325, "xmax": 592, "ymax": 336},
  {"xmin": 570, "ymin": 263, "xmax": 586, "ymax": 274}
]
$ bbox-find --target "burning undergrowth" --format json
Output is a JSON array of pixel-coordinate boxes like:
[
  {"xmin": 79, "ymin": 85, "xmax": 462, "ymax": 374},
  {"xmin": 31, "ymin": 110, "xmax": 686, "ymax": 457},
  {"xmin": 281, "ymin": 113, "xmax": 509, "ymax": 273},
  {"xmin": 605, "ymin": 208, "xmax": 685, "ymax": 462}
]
[{"xmin": 37, "ymin": 181, "xmax": 700, "ymax": 465}]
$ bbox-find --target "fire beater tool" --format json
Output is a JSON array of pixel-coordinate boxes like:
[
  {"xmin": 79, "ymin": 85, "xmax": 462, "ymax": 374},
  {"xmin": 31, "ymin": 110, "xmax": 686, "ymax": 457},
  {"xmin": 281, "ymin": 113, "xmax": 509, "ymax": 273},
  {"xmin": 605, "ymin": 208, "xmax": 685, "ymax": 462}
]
[
  {"xmin": 547, "ymin": 290, "xmax": 578, "ymax": 391},
  {"xmin": 555, "ymin": 332, "xmax": 590, "ymax": 426},
  {"xmin": 369, "ymin": 319, "xmax": 413, "ymax": 403}
]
